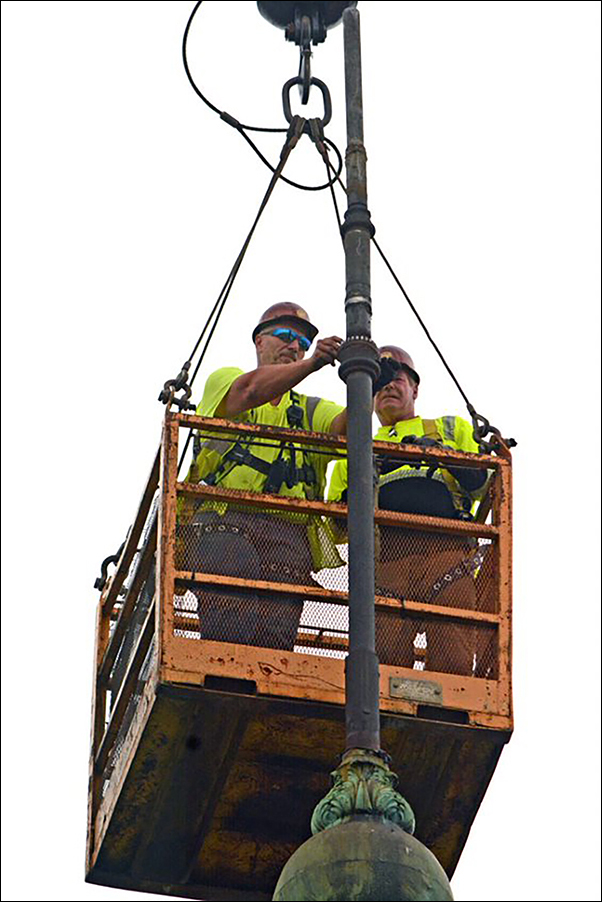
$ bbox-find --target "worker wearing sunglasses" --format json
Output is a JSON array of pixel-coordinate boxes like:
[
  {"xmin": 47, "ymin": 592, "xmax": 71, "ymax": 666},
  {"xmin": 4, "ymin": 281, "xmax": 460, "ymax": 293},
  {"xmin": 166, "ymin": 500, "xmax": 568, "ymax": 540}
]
[
  {"xmin": 180, "ymin": 303, "xmax": 346, "ymax": 651},
  {"xmin": 262, "ymin": 327, "xmax": 313, "ymax": 352}
]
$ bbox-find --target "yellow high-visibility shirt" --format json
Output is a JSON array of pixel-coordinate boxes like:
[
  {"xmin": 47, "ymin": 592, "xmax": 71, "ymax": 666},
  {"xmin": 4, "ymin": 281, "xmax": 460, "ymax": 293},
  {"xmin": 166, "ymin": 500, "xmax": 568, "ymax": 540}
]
[
  {"xmin": 328, "ymin": 415, "xmax": 483, "ymax": 514},
  {"xmin": 183, "ymin": 366, "xmax": 345, "ymax": 569}
]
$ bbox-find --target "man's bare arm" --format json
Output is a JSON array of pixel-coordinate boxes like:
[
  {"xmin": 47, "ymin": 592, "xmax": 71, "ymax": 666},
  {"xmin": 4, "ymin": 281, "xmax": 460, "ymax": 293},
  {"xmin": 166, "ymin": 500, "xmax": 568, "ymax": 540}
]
[
  {"xmin": 329, "ymin": 408, "xmax": 347, "ymax": 435},
  {"xmin": 217, "ymin": 337, "xmax": 343, "ymax": 418}
]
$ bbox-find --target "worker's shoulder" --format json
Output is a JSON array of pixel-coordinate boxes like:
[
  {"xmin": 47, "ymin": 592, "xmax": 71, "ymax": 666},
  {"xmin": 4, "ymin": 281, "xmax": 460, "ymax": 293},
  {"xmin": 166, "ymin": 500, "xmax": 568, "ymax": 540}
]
[
  {"xmin": 434, "ymin": 413, "xmax": 472, "ymax": 429},
  {"xmin": 200, "ymin": 365, "xmax": 245, "ymax": 395},
  {"xmin": 197, "ymin": 366, "xmax": 245, "ymax": 417},
  {"xmin": 301, "ymin": 393, "xmax": 344, "ymax": 432},
  {"xmin": 204, "ymin": 365, "xmax": 245, "ymax": 383},
  {"xmin": 434, "ymin": 414, "xmax": 477, "ymax": 450}
]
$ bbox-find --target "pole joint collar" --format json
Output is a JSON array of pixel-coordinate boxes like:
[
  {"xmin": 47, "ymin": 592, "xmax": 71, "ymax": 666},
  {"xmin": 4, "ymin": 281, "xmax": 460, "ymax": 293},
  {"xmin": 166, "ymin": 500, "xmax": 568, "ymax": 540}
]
[
  {"xmin": 341, "ymin": 202, "xmax": 375, "ymax": 239},
  {"xmin": 338, "ymin": 337, "xmax": 380, "ymax": 384}
]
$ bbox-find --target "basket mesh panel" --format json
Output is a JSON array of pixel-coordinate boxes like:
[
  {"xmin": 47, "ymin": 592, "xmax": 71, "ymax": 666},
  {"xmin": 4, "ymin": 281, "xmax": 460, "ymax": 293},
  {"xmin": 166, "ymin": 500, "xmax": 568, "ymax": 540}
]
[
  {"xmin": 100, "ymin": 495, "xmax": 158, "ymax": 796},
  {"xmin": 173, "ymin": 498, "xmax": 497, "ymax": 675},
  {"xmin": 102, "ymin": 633, "xmax": 156, "ymax": 799},
  {"xmin": 375, "ymin": 528, "xmax": 497, "ymax": 676}
]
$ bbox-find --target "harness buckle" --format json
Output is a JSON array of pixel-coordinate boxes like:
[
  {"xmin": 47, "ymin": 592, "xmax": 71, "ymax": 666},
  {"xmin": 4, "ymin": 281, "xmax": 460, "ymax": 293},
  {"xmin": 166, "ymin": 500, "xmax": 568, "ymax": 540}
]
[{"xmin": 287, "ymin": 403, "xmax": 304, "ymax": 429}]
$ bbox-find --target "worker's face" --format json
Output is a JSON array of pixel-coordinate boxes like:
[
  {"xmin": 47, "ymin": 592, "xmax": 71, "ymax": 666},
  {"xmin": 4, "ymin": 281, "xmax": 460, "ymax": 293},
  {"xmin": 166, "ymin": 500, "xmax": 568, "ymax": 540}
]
[
  {"xmin": 374, "ymin": 367, "xmax": 419, "ymax": 425},
  {"xmin": 255, "ymin": 320, "xmax": 312, "ymax": 366}
]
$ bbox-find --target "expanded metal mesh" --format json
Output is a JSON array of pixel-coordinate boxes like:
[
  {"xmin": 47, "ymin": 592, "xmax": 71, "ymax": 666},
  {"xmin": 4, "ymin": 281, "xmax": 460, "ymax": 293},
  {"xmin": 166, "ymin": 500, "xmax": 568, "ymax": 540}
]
[
  {"xmin": 376, "ymin": 528, "xmax": 494, "ymax": 608},
  {"xmin": 374, "ymin": 610, "xmax": 497, "ymax": 678},
  {"xmin": 173, "ymin": 494, "xmax": 498, "ymax": 676},
  {"xmin": 175, "ymin": 504, "xmax": 347, "ymax": 650},
  {"xmin": 115, "ymin": 493, "xmax": 159, "ymax": 604},
  {"xmin": 108, "ymin": 564, "xmax": 155, "ymax": 711},
  {"xmin": 375, "ymin": 528, "xmax": 497, "ymax": 676},
  {"xmin": 102, "ymin": 636, "xmax": 156, "ymax": 799},
  {"xmin": 100, "ymin": 495, "xmax": 158, "ymax": 797}
]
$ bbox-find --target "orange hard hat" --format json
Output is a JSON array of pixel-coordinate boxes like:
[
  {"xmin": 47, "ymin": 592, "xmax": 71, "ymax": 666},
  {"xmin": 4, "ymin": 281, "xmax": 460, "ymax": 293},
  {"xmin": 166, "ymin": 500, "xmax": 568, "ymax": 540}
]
[
  {"xmin": 379, "ymin": 345, "xmax": 420, "ymax": 384},
  {"xmin": 252, "ymin": 303, "xmax": 319, "ymax": 344}
]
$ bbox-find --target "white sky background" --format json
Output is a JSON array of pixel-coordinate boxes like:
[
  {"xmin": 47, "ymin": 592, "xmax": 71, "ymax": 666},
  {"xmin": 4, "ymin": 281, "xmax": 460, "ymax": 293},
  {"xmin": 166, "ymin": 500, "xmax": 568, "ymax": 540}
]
[{"xmin": 1, "ymin": 1, "xmax": 600, "ymax": 900}]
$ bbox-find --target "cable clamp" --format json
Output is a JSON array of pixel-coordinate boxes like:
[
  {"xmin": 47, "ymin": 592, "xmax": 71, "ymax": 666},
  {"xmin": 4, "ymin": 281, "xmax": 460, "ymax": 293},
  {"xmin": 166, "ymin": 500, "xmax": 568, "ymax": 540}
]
[
  {"xmin": 468, "ymin": 405, "xmax": 517, "ymax": 456},
  {"xmin": 158, "ymin": 361, "xmax": 196, "ymax": 412},
  {"xmin": 340, "ymin": 202, "xmax": 375, "ymax": 239}
]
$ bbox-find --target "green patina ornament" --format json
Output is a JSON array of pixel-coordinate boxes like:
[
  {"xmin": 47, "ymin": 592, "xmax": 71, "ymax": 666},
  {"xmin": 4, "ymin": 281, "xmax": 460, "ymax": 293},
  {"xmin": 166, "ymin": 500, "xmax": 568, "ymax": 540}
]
[
  {"xmin": 272, "ymin": 815, "xmax": 454, "ymax": 901},
  {"xmin": 273, "ymin": 750, "xmax": 452, "ymax": 901},
  {"xmin": 311, "ymin": 748, "xmax": 416, "ymax": 835}
]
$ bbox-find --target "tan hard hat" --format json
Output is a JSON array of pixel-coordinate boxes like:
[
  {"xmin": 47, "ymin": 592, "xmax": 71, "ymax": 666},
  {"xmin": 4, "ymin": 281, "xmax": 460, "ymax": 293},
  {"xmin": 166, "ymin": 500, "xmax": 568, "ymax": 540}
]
[
  {"xmin": 252, "ymin": 303, "xmax": 319, "ymax": 344},
  {"xmin": 379, "ymin": 345, "xmax": 421, "ymax": 384}
]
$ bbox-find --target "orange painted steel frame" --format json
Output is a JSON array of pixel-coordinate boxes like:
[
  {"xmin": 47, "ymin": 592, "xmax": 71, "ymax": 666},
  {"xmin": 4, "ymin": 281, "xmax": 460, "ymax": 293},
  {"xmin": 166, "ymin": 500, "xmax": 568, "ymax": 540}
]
[
  {"xmin": 88, "ymin": 411, "xmax": 512, "ymax": 871},
  {"xmin": 166, "ymin": 413, "xmax": 512, "ymax": 727}
]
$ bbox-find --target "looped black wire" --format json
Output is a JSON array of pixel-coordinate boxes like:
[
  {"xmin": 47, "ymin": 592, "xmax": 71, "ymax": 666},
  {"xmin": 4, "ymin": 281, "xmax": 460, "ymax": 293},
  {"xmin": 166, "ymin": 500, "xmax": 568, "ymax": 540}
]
[
  {"xmin": 183, "ymin": 0, "xmax": 344, "ymax": 191},
  {"xmin": 239, "ymin": 126, "xmax": 344, "ymax": 191},
  {"xmin": 183, "ymin": 1, "xmax": 286, "ymax": 132}
]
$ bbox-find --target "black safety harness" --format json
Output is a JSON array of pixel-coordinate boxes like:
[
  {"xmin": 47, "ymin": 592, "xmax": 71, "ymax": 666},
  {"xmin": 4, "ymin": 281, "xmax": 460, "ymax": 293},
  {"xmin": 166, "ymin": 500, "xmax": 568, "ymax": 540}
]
[
  {"xmin": 202, "ymin": 391, "xmax": 319, "ymax": 498},
  {"xmin": 375, "ymin": 419, "xmax": 480, "ymax": 520}
]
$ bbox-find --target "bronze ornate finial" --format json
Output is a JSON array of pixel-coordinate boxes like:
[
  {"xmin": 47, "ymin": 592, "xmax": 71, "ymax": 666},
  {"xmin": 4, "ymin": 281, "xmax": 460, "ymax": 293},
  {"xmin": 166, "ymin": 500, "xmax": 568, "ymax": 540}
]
[{"xmin": 311, "ymin": 748, "xmax": 416, "ymax": 835}]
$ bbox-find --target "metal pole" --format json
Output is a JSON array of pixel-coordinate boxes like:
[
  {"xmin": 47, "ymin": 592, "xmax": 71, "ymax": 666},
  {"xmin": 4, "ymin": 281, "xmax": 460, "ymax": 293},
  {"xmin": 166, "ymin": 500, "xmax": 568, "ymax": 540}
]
[{"xmin": 338, "ymin": 6, "xmax": 380, "ymax": 752}]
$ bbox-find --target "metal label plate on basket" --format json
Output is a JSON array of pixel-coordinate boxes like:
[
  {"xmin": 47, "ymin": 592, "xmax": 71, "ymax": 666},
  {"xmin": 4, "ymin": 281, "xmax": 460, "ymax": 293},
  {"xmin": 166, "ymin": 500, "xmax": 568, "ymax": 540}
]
[{"xmin": 389, "ymin": 677, "xmax": 443, "ymax": 705}]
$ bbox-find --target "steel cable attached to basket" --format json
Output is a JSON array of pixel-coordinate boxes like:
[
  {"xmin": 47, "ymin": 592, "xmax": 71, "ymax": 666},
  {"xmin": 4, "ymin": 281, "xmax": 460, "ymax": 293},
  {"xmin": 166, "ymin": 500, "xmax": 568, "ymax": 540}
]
[
  {"xmin": 158, "ymin": 116, "xmax": 309, "ymax": 474},
  {"xmin": 316, "ymin": 145, "xmax": 515, "ymax": 454}
]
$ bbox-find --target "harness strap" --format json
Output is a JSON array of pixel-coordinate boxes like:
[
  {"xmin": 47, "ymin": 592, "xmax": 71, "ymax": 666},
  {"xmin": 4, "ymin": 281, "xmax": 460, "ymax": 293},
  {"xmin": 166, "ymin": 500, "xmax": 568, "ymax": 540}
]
[
  {"xmin": 306, "ymin": 396, "xmax": 320, "ymax": 431},
  {"xmin": 422, "ymin": 418, "xmax": 443, "ymax": 441},
  {"xmin": 203, "ymin": 390, "xmax": 318, "ymax": 493},
  {"xmin": 378, "ymin": 416, "xmax": 475, "ymax": 516}
]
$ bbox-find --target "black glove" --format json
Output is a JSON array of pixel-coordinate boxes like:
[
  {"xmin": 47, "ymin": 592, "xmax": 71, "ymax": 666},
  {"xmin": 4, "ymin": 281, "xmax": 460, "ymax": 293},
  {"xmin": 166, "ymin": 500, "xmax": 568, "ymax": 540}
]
[
  {"xmin": 373, "ymin": 357, "xmax": 402, "ymax": 395},
  {"xmin": 400, "ymin": 434, "xmax": 443, "ymax": 449}
]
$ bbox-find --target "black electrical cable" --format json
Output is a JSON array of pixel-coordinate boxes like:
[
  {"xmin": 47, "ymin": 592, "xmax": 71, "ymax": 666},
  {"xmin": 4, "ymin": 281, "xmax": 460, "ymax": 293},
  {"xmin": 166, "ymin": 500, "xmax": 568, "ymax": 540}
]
[
  {"xmin": 177, "ymin": 431, "xmax": 348, "ymax": 482},
  {"xmin": 319, "ymin": 149, "xmax": 474, "ymax": 407},
  {"xmin": 183, "ymin": 0, "xmax": 286, "ymax": 133},
  {"xmin": 322, "ymin": 145, "xmax": 344, "ymax": 237},
  {"xmin": 318, "ymin": 147, "xmax": 514, "ymax": 449},
  {"xmin": 238, "ymin": 127, "xmax": 345, "ymax": 192},
  {"xmin": 182, "ymin": 1, "xmax": 345, "ymax": 191},
  {"xmin": 370, "ymin": 236, "xmax": 474, "ymax": 411}
]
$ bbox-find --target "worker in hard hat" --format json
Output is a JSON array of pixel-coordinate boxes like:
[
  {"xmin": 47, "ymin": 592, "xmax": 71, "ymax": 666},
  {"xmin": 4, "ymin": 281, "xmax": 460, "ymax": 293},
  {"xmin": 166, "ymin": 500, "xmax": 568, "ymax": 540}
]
[
  {"xmin": 178, "ymin": 303, "xmax": 347, "ymax": 651},
  {"xmin": 328, "ymin": 345, "xmax": 489, "ymax": 677}
]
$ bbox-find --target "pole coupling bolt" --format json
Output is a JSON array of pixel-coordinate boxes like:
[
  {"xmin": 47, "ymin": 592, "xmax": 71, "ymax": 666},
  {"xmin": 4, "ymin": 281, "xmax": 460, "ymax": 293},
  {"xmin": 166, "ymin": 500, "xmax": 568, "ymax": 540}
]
[{"xmin": 338, "ymin": 337, "xmax": 380, "ymax": 384}]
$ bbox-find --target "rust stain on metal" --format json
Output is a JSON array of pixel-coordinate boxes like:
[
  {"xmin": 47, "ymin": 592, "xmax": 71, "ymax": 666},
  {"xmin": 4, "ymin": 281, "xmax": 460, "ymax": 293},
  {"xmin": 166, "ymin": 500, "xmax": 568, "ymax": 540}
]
[{"xmin": 89, "ymin": 415, "xmax": 513, "ymax": 895}]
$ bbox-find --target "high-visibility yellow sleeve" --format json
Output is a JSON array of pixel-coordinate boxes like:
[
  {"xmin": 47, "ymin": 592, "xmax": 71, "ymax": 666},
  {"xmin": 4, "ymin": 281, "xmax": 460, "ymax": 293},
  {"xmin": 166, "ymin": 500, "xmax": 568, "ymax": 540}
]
[
  {"xmin": 197, "ymin": 367, "xmax": 247, "ymax": 420},
  {"xmin": 311, "ymin": 398, "xmax": 345, "ymax": 434},
  {"xmin": 328, "ymin": 458, "xmax": 349, "ymax": 502},
  {"xmin": 451, "ymin": 416, "xmax": 480, "ymax": 453}
]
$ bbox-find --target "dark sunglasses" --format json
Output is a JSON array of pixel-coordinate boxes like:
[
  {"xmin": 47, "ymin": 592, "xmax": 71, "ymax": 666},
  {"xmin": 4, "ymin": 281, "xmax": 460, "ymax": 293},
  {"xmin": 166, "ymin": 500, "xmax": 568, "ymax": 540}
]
[{"xmin": 266, "ymin": 327, "xmax": 312, "ymax": 351}]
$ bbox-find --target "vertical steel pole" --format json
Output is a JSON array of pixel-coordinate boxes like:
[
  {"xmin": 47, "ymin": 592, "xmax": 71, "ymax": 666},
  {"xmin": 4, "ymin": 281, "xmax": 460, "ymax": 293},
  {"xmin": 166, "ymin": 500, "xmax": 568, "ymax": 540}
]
[{"xmin": 339, "ymin": 6, "xmax": 381, "ymax": 752}]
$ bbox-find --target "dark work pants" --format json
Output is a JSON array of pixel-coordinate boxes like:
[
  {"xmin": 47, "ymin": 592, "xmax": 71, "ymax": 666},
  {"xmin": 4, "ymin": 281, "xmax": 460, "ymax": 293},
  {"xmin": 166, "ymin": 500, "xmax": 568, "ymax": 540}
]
[
  {"xmin": 176, "ymin": 510, "xmax": 314, "ymax": 650},
  {"xmin": 375, "ymin": 528, "xmax": 478, "ymax": 676}
]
